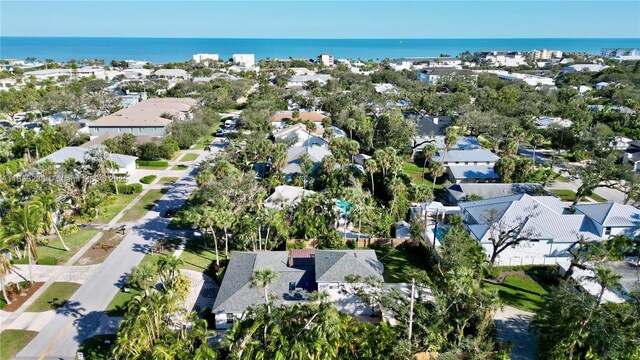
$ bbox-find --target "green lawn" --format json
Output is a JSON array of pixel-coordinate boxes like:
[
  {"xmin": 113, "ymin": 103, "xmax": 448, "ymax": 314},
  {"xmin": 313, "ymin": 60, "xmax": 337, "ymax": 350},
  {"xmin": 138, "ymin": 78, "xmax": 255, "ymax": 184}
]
[
  {"xmin": 589, "ymin": 192, "xmax": 608, "ymax": 202},
  {"xmin": 0, "ymin": 329, "xmax": 38, "ymax": 360},
  {"xmin": 158, "ymin": 176, "xmax": 179, "ymax": 185},
  {"xmin": 171, "ymin": 164, "xmax": 190, "ymax": 170},
  {"xmin": 36, "ymin": 230, "xmax": 100, "ymax": 265},
  {"xmin": 94, "ymin": 193, "xmax": 139, "ymax": 224},
  {"xmin": 550, "ymin": 189, "xmax": 578, "ymax": 201},
  {"xmin": 77, "ymin": 334, "xmax": 116, "ymax": 360},
  {"xmin": 553, "ymin": 174, "xmax": 571, "ymax": 183},
  {"xmin": 26, "ymin": 282, "xmax": 81, "ymax": 312},
  {"xmin": 179, "ymin": 238, "xmax": 226, "ymax": 276},
  {"xmin": 105, "ymin": 252, "xmax": 164, "ymax": 316},
  {"xmin": 179, "ymin": 153, "xmax": 200, "ymax": 162},
  {"xmin": 137, "ymin": 165, "xmax": 169, "ymax": 170},
  {"xmin": 194, "ymin": 134, "xmax": 214, "ymax": 150},
  {"xmin": 402, "ymin": 162, "xmax": 442, "ymax": 189},
  {"xmin": 485, "ymin": 271, "xmax": 550, "ymax": 312},
  {"xmin": 374, "ymin": 246, "xmax": 430, "ymax": 283},
  {"xmin": 119, "ymin": 189, "xmax": 167, "ymax": 223}
]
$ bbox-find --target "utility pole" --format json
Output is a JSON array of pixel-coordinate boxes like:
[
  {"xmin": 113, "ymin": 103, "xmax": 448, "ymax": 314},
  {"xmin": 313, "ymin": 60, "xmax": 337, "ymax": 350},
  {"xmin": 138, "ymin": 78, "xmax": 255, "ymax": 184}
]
[{"xmin": 408, "ymin": 278, "xmax": 415, "ymax": 346}]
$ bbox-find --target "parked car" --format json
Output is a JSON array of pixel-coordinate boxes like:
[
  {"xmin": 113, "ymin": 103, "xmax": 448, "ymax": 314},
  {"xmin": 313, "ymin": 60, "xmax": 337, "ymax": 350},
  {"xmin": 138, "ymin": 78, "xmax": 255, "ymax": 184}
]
[
  {"xmin": 163, "ymin": 208, "xmax": 179, "ymax": 218},
  {"xmin": 215, "ymin": 129, "xmax": 225, "ymax": 136}
]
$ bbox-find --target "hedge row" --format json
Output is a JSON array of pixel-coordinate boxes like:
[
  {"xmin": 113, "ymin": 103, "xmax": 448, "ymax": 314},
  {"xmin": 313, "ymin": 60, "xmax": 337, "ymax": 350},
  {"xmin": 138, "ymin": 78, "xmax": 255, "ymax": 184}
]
[
  {"xmin": 136, "ymin": 160, "xmax": 169, "ymax": 168},
  {"xmin": 140, "ymin": 175, "xmax": 157, "ymax": 184},
  {"xmin": 106, "ymin": 183, "xmax": 143, "ymax": 194}
]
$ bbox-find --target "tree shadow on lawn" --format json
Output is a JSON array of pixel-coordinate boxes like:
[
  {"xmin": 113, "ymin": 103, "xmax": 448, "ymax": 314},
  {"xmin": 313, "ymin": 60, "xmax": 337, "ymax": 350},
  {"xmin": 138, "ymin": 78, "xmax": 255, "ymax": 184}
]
[{"xmin": 73, "ymin": 311, "xmax": 121, "ymax": 346}]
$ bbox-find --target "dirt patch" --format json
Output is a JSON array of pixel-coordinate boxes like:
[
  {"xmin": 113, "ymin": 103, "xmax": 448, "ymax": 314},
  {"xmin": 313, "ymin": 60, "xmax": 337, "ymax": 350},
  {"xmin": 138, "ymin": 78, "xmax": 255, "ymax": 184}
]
[
  {"xmin": 3, "ymin": 282, "xmax": 45, "ymax": 312},
  {"xmin": 74, "ymin": 229, "xmax": 125, "ymax": 266}
]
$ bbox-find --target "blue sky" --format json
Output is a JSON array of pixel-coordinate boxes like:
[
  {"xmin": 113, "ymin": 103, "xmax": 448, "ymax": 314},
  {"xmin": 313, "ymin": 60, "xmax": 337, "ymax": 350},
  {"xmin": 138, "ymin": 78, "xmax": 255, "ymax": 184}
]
[{"xmin": 1, "ymin": 1, "xmax": 639, "ymax": 38}]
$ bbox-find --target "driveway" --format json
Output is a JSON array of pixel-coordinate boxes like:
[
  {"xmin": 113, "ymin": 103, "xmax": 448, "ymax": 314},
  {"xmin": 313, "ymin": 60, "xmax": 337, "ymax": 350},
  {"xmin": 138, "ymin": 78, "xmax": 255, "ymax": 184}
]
[
  {"xmin": 15, "ymin": 147, "xmax": 222, "ymax": 359},
  {"xmin": 494, "ymin": 306, "xmax": 538, "ymax": 360}
]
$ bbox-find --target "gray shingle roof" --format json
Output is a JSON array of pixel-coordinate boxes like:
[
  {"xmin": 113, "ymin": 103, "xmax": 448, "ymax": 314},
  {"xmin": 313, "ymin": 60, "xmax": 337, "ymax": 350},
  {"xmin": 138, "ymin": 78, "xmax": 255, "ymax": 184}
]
[
  {"xmin": 212, "ymin": 252, "xmax": 314, "ymax": 314},
  {"xmin": 434, "ymin": 149, "xmax": 499, "ymax": 163},
  {"xmin": 574, "ymin": 202, "xmax": 640, "ymax": 227},
  {"xmin": 284, "ymin": 146, "xmax": 332, "ymax": 175},
  {"xmin": 445, "ymin": 183, "xmax": 545, "ymax": 201},
  {"xmin": 315, "ymin": 250, "xmax": 383, "ymax": 283}
]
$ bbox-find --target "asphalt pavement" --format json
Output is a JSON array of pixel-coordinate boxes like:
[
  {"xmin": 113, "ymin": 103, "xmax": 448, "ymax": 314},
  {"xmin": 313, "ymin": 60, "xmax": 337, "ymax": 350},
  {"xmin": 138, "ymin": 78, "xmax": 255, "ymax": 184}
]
[{"xmin": 15, "ymin": 146, "xmax": 221, "ymax": 359}]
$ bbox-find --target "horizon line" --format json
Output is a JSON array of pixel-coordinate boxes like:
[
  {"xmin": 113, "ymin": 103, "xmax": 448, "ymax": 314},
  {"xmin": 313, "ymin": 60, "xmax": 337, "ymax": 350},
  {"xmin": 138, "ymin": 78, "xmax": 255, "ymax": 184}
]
[{"xmin": 2, "ymin": 36, "xmax": 639, "ymax": 40}]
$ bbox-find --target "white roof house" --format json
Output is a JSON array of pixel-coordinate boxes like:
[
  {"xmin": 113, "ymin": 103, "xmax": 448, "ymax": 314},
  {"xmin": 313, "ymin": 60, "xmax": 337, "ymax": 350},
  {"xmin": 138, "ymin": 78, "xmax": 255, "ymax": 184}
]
[
  {"xmin": 264, "ymin": 185, "xmax": 315, "ymax": 210},
  {"xmin": 37, "ymin": 146, "xmax": 138, "ymax": 174},
  {"xmin": 286, "ymin": 74, "xmax": 333, "ymax": 88},
  {"xmin": 273, "ymin": 123, "xmax": 328, "ymax": 148},
  {"xmin": 534, "ymin": 116, "xmax": 572, "ymax": 129},
  {"xmin": 433, "ymin": 149, "xmax": 500, "ymax": 165},
  {"xmin": 565, "ymin": 64, "xmax": 608, "ymax": 73},
  {"xmin": 457, "ymin": 194, "xmax": 640, "ymax": 263},
  {"xmin": 154, "ymin": 69, "xmax": 189, "ymax": 79}
]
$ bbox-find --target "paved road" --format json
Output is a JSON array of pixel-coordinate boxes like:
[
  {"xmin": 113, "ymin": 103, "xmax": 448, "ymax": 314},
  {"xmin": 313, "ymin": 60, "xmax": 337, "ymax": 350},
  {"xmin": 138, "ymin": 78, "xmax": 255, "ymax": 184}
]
[{"xmin": 15, "ymin": 147, "xmax": 221, "ymax": 360}]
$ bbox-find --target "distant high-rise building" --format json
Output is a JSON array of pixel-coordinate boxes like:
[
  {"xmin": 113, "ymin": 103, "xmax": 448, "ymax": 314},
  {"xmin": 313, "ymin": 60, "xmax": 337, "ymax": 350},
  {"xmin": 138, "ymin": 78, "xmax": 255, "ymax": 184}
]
[
  {"xmin": 192, "ymin": 53, "xmax": 219, "ymax": 63},
  {"xmin": 317, "ymin": 54, "xmax": 334, "ymax": 66},
  {"xmin": 530, "ymin": 49, "xmax": 563, "ymax": 60},
  {"xmin": 232, "ymin": 54, "xmax": 255, "ymax": 67}
]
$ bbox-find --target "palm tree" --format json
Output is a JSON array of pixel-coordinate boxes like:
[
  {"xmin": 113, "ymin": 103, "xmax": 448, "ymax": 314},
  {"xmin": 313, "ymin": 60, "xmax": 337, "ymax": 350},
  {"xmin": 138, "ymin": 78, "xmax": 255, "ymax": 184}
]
[
  {"xmin": 157, "ymin": 255, "xmax": 183, "ymax": 289},
  {"xmin": 0, "ymin": 238, "xmax": 15, "ymax": 305},
  {"xmin": 428, "ymin": 161, "xmax": 445, "ymax": 192},
  {"xmin": 420, "ymin": 144, "xmax": 437, "ymax": 180},
  {"xmin": 569, "ymin": 266, "xmax": 622, "ymax": 360},
  {"xmin": 251, "ymin": 268, "xmax": 279, "ymax": 314},
  {"xmin": 588, "ymin": 266, "xmax": 622, "ymax": 305},
  {"xmin": 530, "ymin": 133, "xmax": 548, "ymax": 163},
  {"xmin": 35, "ymin": 192, "xmax": 69, "ymax": 251},
  {"xmin": 364, "ymin": 159, "xmax": 378, "ymax": 195},
  {"xmin": 217, "ymin": 210, "xmax": 234, "ymax": 256},
  {"xmin": 3, "ymin": 201, "xmax": 44, "ymax": 283}
]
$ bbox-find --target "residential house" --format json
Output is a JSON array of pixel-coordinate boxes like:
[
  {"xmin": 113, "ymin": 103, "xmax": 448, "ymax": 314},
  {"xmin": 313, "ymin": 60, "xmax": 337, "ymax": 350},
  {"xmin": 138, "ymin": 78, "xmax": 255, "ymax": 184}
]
[
  {"xmin": 88, "ymin": 98, "xmax": 198, "ymax": 137},
  {"xmin": 475, "ymin": 51, "xmax": 527, "ymax": 67},
  {"xmin": 497, "ymin": 72, "xmax": 555, "ymax": 86},
  {"xmin": 154, "ymin": 69, "xmax": 190, "ymax": 80},
  {"xmin": 601, "ymin": 48, "xmax": 640, "ymax": 61},
  {"xmin": 413, "ymin": 136, "xmax": 482, "ymax": 158},
  {"xmin": 595, "ymin": 82, "xmax": 611, "ymax": 90},
  {"xmin": 271, "ymin": 111, "xmax": 327, "ymax": 130},
  {"xmin": 416, "ymin": 68, "xmax": 476, "ymax": 84},
  {"xmin": 37, "ymin": 146, "xmax": 138, "ymax": 175},
  {"xmin": 264, "ymin": 185, "xmax": 315, "ymax": 210},
  {"xmin": 125, "ymin": 60, "xmax": 149, "ymax": 69},
  {"xmin": 574, "ymin": 202, "xmax": 640, "ymax": 239},
  {"xmin": 406, "ymin": 112, "xmax": 453, "ymax": 137},
  {"xmin": 565, "ymin": 64, "xmax": 608, "ymax": 73},
  {"xmin": 459, "ymin": 194, "xmax": 602, "ymax": 262},
  {"xmin": 317, "ymin": 54, "xmax": 334, "ymax": 66},
  {"xmin": 23, "ymin": 67, "xmax": 107, "ymax": 81},
  {"xmin": 434, "ymin": 149, "xmax": 500, "ymax": 184},
  {"xmin": 283, "ymin": 146, "xmax": 332, "ymax": 180},
  {"xmin": 211, "ymin": 249, "xmax": 384, "ymax": 329},
  {"xmin": 623, "ymin": 140, "xmax": 640, "ymax": 172},
  {"xmin": 273, "ymin": 123, "xmax": 328, "ymax": 148},
  {"xmin": 444, "ymin": 183, "xmax": 546, "ymax": 204},
  {"xmin": 232, "ymin": 54, "xmax": 255, "ymax": 67},
  {"xmin": 286, "ymin": 74, "xmax": 333, "ymax": 88},
  {"xmin": 533, "ymin": 116, "xmax": 572, "ymax": 129}
]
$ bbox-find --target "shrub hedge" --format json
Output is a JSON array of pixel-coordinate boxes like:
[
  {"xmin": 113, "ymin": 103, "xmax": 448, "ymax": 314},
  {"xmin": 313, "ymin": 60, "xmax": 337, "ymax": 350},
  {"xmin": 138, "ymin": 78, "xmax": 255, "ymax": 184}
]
[
  {"xmin": 136, "ymin": 160, "xmax": 169, "ymax": 168},
  {"xmin": 140, "ymin": 175, "xmax": 157, "ymax": 184}
]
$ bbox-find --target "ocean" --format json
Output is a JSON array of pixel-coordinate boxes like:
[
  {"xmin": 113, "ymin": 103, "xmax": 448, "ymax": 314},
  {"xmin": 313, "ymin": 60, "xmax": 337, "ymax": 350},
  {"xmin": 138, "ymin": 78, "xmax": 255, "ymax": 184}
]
[{"xmin": 1, "ymin": 37, "xmax": 639, "ymax": 63}]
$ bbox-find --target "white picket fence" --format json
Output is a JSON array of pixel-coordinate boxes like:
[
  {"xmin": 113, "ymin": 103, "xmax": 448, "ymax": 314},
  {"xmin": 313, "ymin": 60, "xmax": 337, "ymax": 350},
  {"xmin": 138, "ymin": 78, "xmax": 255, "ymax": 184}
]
[{"xmin": 494, "ymin": 256, "xmax": 571, "ymax": 267}]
